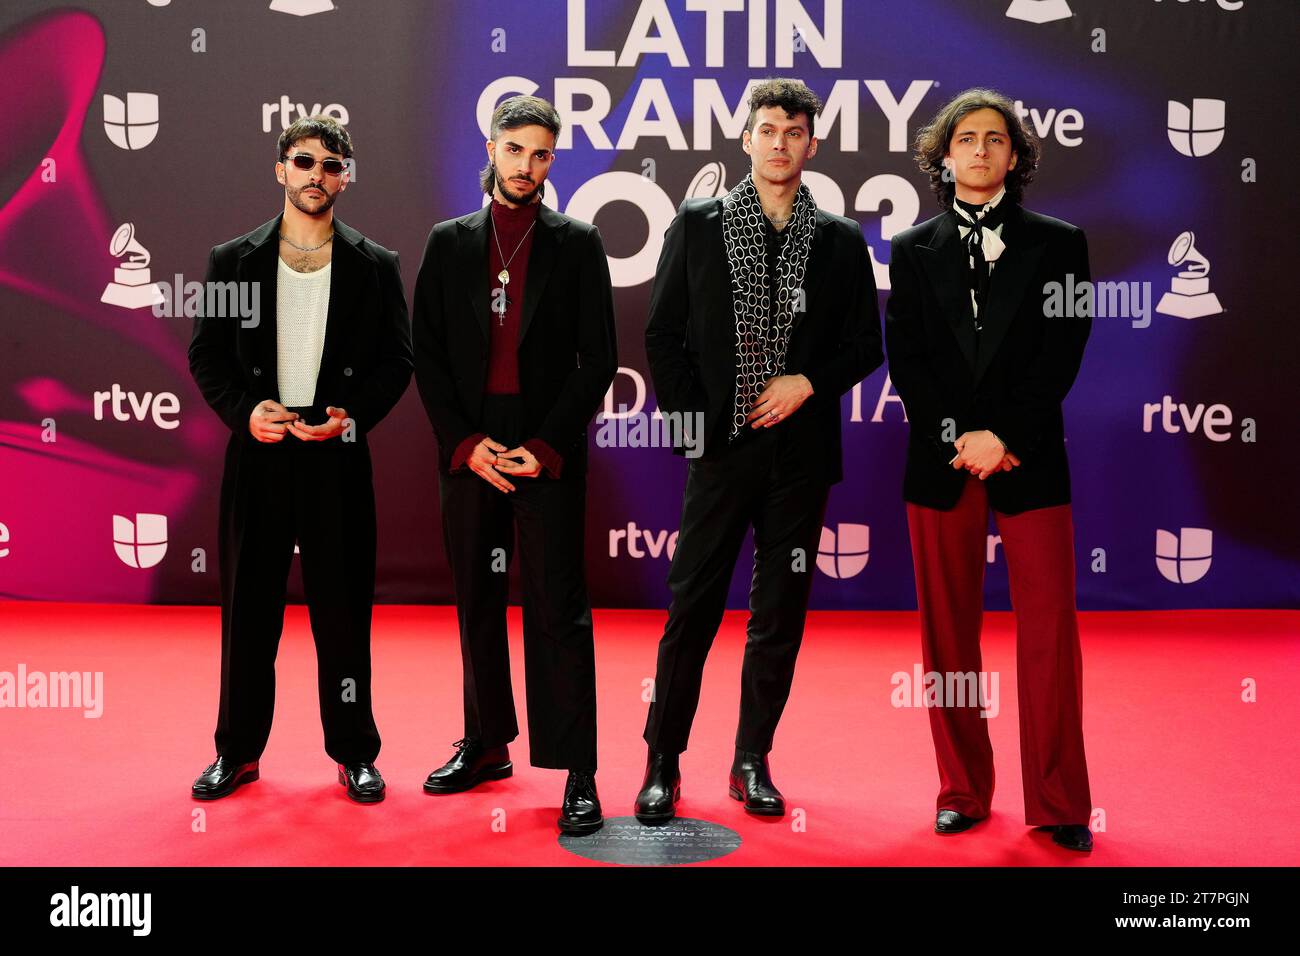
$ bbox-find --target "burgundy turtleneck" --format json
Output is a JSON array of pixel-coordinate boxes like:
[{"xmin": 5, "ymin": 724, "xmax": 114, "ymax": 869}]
[{"xmin": 449, "ymin": 197, "xmax": 563, "ymax": 478}]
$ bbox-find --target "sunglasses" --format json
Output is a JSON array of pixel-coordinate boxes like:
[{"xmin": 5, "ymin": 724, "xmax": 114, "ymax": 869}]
[{"xmin": 287, "ymin": 153, "xmax": 346, "ymax": 176}]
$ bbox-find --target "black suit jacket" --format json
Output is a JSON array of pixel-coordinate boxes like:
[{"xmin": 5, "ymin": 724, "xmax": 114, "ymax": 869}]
[
  {"xmin": 885, "ymin": 204, "xmax": 1091, "ymax": 515},
  {"xmin": 411, "ymin": 203, "xmax": 618, "ymax": 477},
  {"xmin": 644, "ymin": 196, "xmax": 883, "ymax": 485},
  {"xmin": 188, "ymin": 214, "xmax": 413, "ymax": 440}
]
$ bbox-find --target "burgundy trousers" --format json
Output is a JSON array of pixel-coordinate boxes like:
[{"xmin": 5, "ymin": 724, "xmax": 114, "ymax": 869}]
[{"xmin": 905, "ymin": 474, "xmax": 1092, "ymax": 826}]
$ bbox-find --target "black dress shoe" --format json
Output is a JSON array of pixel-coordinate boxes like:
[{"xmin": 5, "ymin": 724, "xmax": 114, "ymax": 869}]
[
  {"xmin": 1041, "ymin": 824, "xmax": 1094, "ymax": 852},
  {"xmin": 338, "ymin": 762, "xmax": 385, "ymax": 803},
  {"xmin": 423, "ymin": 737, "xmax": 512, "ymax": 794},
  {"xmin": 558, "ymin": 770, "xmax": 603, "ymax": 835},
  {"xmin": 728, "ymin": 749, "xmax": 785, "ymax": 816},
  {"xmin": 634, "ymin": 750, "xmax": 681, "ymax": 823},
  {"xmin": 935, "ymin": 809, "xmax": 983, "ymax": 834},
  {"xmin": 191, "ymin": 756, "xmax": 259, "ymax": 800}
]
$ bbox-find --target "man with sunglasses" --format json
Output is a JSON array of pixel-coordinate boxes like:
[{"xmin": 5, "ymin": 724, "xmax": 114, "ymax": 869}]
[
  {"xmin": 188, "ymin": 115, "xmax": 412, "ymax": 804},
  {"xmin": 412, "ymin": 95, "xmax": 617, "ymax": 834}
]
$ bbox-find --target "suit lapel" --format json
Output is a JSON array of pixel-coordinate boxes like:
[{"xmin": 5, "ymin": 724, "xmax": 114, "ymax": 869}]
[
  {"xmin": 238, "ymin": 215, "xmax": 282, "ymax": 403},
  {"xmin": 793, "ymin": 214, "xmax": 832, "ymax": 335},
  {"xmin": 917, "ymin": 214, "xmax": 978, "ymax": 371},
  {"xmin": 312, "ymin": 216, "xmax": 366, "ymax": 407},
  {"xmin": 458, "ymin": 206, "xmax": 493, "ymax": 347},
  {"xmin": 971, "ymin": 205, "xmax": 1046, "ymax": 387},
  {"xmin": 519, "ymin": 204, "xmax": 568, "ymax": 346}
]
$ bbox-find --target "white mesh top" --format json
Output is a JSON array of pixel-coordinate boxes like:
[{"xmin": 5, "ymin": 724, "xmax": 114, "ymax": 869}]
[{"xmin": 275, "ymin": 256, "xmax": 331, "ymax": 407}]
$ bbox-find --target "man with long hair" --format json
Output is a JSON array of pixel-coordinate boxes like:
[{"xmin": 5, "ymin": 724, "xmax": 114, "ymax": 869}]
[{"xmin": 886, "ymin": 88, "xmax": 1094, "ymax": 851}]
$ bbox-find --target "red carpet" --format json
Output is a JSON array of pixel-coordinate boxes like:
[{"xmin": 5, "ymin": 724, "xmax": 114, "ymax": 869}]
[{"xmin": 1, "ymin": 603, "xmax": 1296, "ymax": 866}]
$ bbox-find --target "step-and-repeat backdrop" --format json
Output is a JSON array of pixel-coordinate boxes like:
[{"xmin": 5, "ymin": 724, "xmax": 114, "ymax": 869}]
[{"xmin": 1, "ymin": 0, "xmax": 1295, "ymax": 609}]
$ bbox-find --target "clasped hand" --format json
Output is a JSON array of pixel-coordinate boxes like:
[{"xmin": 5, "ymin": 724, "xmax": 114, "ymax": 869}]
[{"xmin": 951, "ymin": 430, "xmax": 1022, "ymax": 480}]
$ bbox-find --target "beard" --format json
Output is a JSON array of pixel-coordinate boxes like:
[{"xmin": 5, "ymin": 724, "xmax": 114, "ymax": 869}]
[
  {"xmin": 493, "ymin": 164, "xmax": 541, "ymax": 205},
  {"xmin": 287, "ymin": 181, "xmax": 337, "ymax": 216}
]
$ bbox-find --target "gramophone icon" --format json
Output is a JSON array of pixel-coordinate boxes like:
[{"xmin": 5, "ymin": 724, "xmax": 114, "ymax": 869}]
[
  {"xmin": 1155, "ymin": 231, "xmax": 1223, "ymax": 320},
  {"xmin": 1005, "ymin": 0, "xmax": 1072, "ymax": 24},
  {"xmin": 100, "ymin": 222, "xmax": 165, "ymax": 310}
]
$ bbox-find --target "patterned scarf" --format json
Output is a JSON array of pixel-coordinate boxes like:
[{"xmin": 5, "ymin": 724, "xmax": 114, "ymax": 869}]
[{"xmin": 721, "ymin": 173, "xmax": 817, "ymax": 441}]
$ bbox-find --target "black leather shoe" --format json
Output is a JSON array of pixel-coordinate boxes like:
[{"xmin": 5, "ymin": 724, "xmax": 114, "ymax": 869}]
[
  {"xmin": 1041, "ymin": 824, "xmax": 1093, "ymax": 852},
  {"xmin": 191, "ymin": 756, "xmax": 259, "ymax": 800},
  {"xmin": 728, "ymin": 749, "xmax": 785, "ymax": 816},
  {"xmin": 423, "ymin": 737, "xmax": 512, "ymax": 794},
  {"xmin": 558, "ymin": 770, "xmax": 603, "ymax": 834},
  {"xmin": 634, "ymin": 750, "xmax": 681, "ymax": 823},
  {"xmin": 935, "ymin": 809, "xmax": 983, "ymax": 833},
  {"xmin": 338, "ymin": 762, "xmax": 385, "ymax": 803}
]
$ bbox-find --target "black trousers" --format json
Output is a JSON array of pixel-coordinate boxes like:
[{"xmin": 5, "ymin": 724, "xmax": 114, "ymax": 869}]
[
  {"xmin": 643, "ymin": 420, "xmax": 831, "ymax": 755},
  {"xmin": 214, "ymin": 412, "xmax": 381, "ymax": 765},
  {"xmin": 437, "ymin": 395, "xmax": 598, "ymax": 771}
]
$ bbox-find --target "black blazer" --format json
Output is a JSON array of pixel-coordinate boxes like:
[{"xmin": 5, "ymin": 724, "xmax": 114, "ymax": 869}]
[
  {"xmin": 644, "ymin": 197, "xmax": 883, "ymax": 485},
  {"xmin": 411, "ymin": 203, "xmax": 618, "ymax": 477},
  {"xmin": 188, "ymin": 214, "xmax": 413, "ymax": 440},
  {"xmin": 885, "ymin": 203, "xmax": 1091, "ymax": 515}
]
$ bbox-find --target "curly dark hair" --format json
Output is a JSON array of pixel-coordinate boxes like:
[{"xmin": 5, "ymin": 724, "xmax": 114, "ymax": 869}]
[
  {"xmin": 914, "ymin": 88, "xmax": 1040, "ymax": 208},
  {"xmin": 277, "ymin": 114, "xmax": 352, "ymax": 163},
  {"xmin": 744, "ymin": 77, "xmax": 824, "ymax": 134}
]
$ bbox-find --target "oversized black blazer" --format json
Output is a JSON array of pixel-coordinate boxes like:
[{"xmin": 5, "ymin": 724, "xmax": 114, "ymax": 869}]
[
  {"xmin": 644, "ymin": 196, "xmax": 883, "ymax": 485},
  {"xmin": 885, "ymin": 203, "xmax": 1091, "ymax": 514}
]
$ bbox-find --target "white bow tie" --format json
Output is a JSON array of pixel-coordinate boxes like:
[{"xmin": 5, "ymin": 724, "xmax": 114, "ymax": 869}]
[{"xmin": 957, "ymin": 212, "xmax": 1006, "ymax": 263}]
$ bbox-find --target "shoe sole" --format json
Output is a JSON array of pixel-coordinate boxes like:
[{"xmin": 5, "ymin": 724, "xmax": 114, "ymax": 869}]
[
  {"xmin": 422, "ymin": 762, "xmax": 513, "ymax": 794},
  {"xmin": 338, "ymin": 770, "xmax": 385, "ymax": 803},
  {"xmin": 191, "ymin": 767, "xmax": 259, "ymax": 800},
  {"xmin": 634, "ymin": 785, "xmax": 681, "ymax": 824},
  {"xmin": 558, "ymin": 816, "xmax": 604, "ymax": 835},
  {"xmin": 728, "ymin": 785, "xmax": 785, "ymax": 816}
]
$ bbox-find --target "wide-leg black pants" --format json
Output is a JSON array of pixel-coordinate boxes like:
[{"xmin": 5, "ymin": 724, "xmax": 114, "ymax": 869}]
[
  {"xmin": 643, "ymin": 421, "xmax": 830, "ymax": 756},
  {"xmin": 437, "ymin": 395, "xmax": 598, "ymax": 771},
  {"xmin": 213, "ymin": 416, "xmax": 381, "ymax": 765}
]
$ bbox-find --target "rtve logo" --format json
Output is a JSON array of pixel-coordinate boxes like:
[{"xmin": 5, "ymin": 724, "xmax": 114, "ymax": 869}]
[
  {"xmin": 94, "ymin": 385, "xmax": 180, "ymax": 430},
  {"xmin": 262, "ymin": 96, "xmax": 349, "ymax": 132},
  {"xmin": 816, "ymin": 524, "xmax": 869, "ymax": 579},
  {"xmin": 609, "ymin": 523, "xmax": 677, "ymax": 560},
  {"xmin": 1156, "ymin": 527, "xmax": 1212, "ymax": 584},
  {"xmin": 113, "ymin": 514, "xmax": 168, "ymax": 569},
  {"xmin": 1142, "ymin": 396, "xmax": 1236, "ymax": 441},
  {"xmin": 1167, "ymin": 99, "xmax": 1226, "ymax": 157}
]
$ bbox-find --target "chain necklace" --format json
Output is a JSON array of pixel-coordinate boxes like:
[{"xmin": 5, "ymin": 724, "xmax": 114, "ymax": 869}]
[
  {"xmin": 279, "ymin": 230, "xmax": 334, "ymax": 253},
  {"xmin": 491, "ymin": 211, "xmax": 538, "ymax": 326}
]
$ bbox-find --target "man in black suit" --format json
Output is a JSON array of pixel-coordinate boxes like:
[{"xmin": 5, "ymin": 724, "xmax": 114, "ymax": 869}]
[
  {"xmin": 635, "ymin": 79, "xmax": 883, "ymax": 821},
  {"xmin": 188, "ymin": 116, "xmax": 413, "ymax": 803},
  {"xmin": 412, "ymin": 95, "xmax": 617, "ymax": 834},
  {"xmin": 886, "ymin": 88, "xmax": 1094, "ymax": 851}
]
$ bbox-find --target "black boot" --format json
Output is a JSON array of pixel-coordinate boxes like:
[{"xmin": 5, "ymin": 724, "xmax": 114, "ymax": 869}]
[
  {"xmin": 634, "ymin": 749, "xmax": 681, "ymax": 823},
  {"xmin": 558, "ymin": 770, "xmax": 603, "ymax": 835},
  {"xmin": 423, "ymin": 737, "xmax": 512, "ymax": 794},
  {"xmin": 728, "ymin": 749, "xmax": 784, "ymax": 816}
]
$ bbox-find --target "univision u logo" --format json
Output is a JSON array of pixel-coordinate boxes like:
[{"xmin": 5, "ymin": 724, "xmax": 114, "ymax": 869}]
[
  {"xmin": 1155, "ymin": 527, "xmax": 1212, "ymax": 584},
  {"xmin": 113, "ymin": 513, "xmax": 168, "ymax": 569}
]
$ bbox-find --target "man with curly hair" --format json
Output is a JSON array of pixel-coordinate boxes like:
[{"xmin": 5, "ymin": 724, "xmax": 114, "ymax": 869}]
[
  {"xmin": 886, "ymin": 88, "xmax": 1095, "ymax": 851},
  {"xmin": 636, "ymin": 78, "xmax": 883, "ymax": 822}
]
